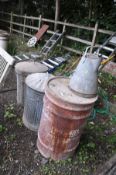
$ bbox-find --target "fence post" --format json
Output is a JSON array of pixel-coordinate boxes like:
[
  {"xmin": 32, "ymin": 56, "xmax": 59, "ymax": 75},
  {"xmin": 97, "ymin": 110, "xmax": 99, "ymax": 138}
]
[
  {"xmin": 90, "ymin": 21, "xmax": 98, "ymax": 53},
  {"xmin": 23, "ymin": 14, "xmax": 26, "ymax": 38},
  {"xmin": 54, "ymin": 18, "xmax": 57, "ymax": 31},
  {"xmin": 38, "ymin": 14, "xmax": 42, "ymax": 29},
  {"xmin": 10, "ymin": 12, "xmax": 13, "ymax": 34},
  {"xmin": 60, "ymin": 20, "xmax": 66, "ymax": 46}
]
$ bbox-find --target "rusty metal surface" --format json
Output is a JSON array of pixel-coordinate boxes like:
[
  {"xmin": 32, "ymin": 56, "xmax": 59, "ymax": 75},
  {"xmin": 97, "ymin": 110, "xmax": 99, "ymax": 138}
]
[
  {"xmin": 35, "ymin": 24, "xmax": 49, "ymax": 40},
  {"xmin": 37, "ymin": 77, "xmax": 97, "ymax": 160},
  {"xmin": 45, "ymin": 77, "xmax": 98, "ymax": 107}
]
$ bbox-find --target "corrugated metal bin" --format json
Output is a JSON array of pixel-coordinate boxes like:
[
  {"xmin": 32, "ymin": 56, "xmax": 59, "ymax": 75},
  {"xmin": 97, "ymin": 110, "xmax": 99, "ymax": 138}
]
[
  {"xmin": 23, "ymin": 73, "xmax": 53, "ymax": 132},
  {"xmin": 15, "ymin": 61, "xmax": 48, "ymax": 105},
  {"xmin": 37, "ymin": 77, "xmax": 97, "ymax": 160}
]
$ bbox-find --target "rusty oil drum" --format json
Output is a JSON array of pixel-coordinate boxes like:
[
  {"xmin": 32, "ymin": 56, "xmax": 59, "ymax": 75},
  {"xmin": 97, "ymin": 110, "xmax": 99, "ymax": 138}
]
[{"xmin": 37, "ymin": 77, "xmax": 97, "ymax": 160}]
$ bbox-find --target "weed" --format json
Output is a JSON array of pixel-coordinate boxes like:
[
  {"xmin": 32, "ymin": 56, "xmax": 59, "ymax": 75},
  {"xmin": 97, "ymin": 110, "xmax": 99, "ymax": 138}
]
[
  {"xmin": 16, "ymin": 118, "xmax": 23, "ymax": 127},
  {"xmin": 5, "ymin": 134, "xmax": 16, "ymax": 142},
  {"xmin": 86, "ymin": 142, "xmax": 96, "ymax": 149},
  {"xmin": 9, "ymin": 134, "xmax": 16, "ymax": 141},
  {"xmin": 4, "ymin": 104, "xmax": 16, "ymax": 119},
  {"xmin": 106, "ymin": 134, "xmax": 116, "ymax": 144},
  {"xmin": 0, "ymin": 124, "xmax": 6, "ymax": 132}
]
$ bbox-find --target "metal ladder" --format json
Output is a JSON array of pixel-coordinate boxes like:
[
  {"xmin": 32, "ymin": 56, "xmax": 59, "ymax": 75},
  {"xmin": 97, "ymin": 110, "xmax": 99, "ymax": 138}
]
[
  {"xmin": 95, "ymin": 33, "xmax": 116, "ymax": 59},
  {"xmin": 41, "ymin": 54, "xmax": 71, "ymax": 73},
  {"xmin": 40, "ymin": 31, "xmax": 63, "ymax": 56}
]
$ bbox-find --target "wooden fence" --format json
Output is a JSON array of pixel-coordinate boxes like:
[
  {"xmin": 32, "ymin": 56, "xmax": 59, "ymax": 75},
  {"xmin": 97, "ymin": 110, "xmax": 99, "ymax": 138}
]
[{"xmin": 0, "ymin": 11, "xmax": 115, "ymax": 54}]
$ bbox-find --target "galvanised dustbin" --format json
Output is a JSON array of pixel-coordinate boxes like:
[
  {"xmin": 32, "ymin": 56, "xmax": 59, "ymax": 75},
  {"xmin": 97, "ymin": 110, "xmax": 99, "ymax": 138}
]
[
  {"xmin": 23, "ymin": 73, "xmax": 53, "ymax": 132},
  {"xmin": 15, "ymin": 61, "xmax": 48, "ymax": 105},
  {"xmin": 37, "ymin": 77, "xmax": 97, "ymax": 160}
]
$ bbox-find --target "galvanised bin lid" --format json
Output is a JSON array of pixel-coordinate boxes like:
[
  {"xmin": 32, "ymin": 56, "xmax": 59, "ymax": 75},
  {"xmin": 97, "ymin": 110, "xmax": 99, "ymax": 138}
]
[
  {"xmin": 15, "ymin": 61, "xmax": 48, "ymax": 75},
  {"xmin": 25, "ymin": 73, "xmax": 53, "ymax": 92}
]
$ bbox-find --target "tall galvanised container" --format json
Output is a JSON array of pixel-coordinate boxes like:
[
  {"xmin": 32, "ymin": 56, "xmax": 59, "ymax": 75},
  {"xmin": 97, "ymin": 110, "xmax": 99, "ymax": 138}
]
[
  {"xmin": 69, "ymin": 47, "xmax": 102, "ymax": 98},
  {"xmin": 23, "ymin": 73, "xmax": 53, "ymax": 132},
  {"xmin": 0, "ymin": 30, "xmax": 9, "ymax": 50},
  {"xmin": 15, "ymin": 61, "xmax": 48, "ymax": 105},
  {"xmin": 37, "ymin": 77, "xmax": 97, "ymax": 160}
]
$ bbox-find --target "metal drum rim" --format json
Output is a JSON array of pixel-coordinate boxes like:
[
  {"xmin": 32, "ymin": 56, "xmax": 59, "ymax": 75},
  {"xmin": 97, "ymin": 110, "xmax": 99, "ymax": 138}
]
[
  {"xmin": 44, "ymin": 92, "xmax": 94, "ymax": 111},
  {"xmin": 46, "ymin": 76, "xmax": 98, "ymax": 110}
]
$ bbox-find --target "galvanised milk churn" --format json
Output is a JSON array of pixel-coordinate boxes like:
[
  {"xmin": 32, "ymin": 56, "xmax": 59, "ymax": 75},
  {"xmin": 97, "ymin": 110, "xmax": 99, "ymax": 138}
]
[{"xmin": 69, "ymin": 47, "xmax": 102, "ymax": 97}]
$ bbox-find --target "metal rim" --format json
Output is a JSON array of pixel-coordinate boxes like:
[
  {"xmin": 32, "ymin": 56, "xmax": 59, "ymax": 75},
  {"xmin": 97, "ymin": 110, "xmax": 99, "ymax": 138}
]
[{"xmin": 45, "ymin": 76, "xmax": 97, "ymax": 109}]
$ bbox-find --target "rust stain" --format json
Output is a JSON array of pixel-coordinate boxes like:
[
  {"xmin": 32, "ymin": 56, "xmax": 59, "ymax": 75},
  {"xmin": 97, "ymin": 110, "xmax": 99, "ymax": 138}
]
[
  {"xmin": 37, "ymin": 91, "xmax": 95, "ymax": 160},
  {"xmin": 51, "ymin": 116, "xmax": 69, "ymax": 159}
]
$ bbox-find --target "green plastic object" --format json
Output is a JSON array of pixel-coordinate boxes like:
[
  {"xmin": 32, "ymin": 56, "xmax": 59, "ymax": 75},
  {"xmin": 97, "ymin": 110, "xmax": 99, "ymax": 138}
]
[{"xmin": 89, "ymin": 87, "xmax": 116, "ymax": 121}]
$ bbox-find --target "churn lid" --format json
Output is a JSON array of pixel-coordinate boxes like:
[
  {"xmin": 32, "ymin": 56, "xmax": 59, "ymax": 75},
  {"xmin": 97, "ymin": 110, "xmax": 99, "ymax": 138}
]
[
  {"xmin": 25, "ymin": 73, "xmax": 54, "ymax": 92},
  {"xmin": 46, "ymin": 77, "xmax": 97, "ymax": 105},
  {"xmin": 15, "ymin": 61, "xmax": 48, "ymax": 74},
  {"xmin": 0, "ymin": 30, "xmax": 9, "ymax": 37}
]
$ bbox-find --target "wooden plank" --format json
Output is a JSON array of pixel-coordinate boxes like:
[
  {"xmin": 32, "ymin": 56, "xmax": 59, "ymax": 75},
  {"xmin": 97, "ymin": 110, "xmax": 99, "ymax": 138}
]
[
  {"xmin": 60, "ymin": 19, "xmax": 66, "ymax": 45},
  {"xmin": 35, "ymin": 24, "xmax": 49, "ymax": 40},
  {"xmin": 42, "ymin": 17, "xmax": 95, "ymax": 31},
  {"xmin": 0, "ymin": 11, "xmax": 10, "ymax": 15},
  {"xmin": 61, "ymin": 45, "xmax": 82, "ymax": 54},
  {"xmin": 65, "ymin": 35, "xmax": 92, "ymax": 45},
  {"xmin": 38, "ymin": 15, "xmax": 42, "ymax": 29},
  {"xmin": 13, "ymin": 13, "xmax": 40, "ymax": 20},
  {"xmin": 0, "ymin": 19, "xmax": 10, "ymax": 23},
  {"xmin": 98, "ymin": 29, "xmax": 115, "ymax": 35},
  {"xmin": 10, "ymin": 12, "xmax": 13, "ymax": 33},
  {"xmin": 23, "ymin": 14, "xmax": 26, "ymax": 38},
  {"xmin": 11, "ymin": 28, "xmax": 33, "ymax": 37},
  {"xmin": 90, "ymin": 21, "xmax": 98, "ymax": 53},
  {"xmin": 10, "ymin": 22, "xmax": 38, "ymax": 30}
]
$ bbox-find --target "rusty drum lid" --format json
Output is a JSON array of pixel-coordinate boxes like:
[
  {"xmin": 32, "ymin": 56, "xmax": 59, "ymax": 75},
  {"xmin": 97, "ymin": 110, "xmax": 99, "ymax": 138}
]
[{"xmin": 46, "ymin": 77, "xmax": 98, "ymax": 107}]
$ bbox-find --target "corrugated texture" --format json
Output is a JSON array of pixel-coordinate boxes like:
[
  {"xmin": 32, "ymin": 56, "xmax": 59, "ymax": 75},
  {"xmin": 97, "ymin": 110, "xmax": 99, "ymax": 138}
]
[
  {"xmin": 25, "ymin": 73, "xmax": 53, "ymax": 92},
  {"xmin": 23, "ymin": 85, "xmax": 44, "ymax": 132}
]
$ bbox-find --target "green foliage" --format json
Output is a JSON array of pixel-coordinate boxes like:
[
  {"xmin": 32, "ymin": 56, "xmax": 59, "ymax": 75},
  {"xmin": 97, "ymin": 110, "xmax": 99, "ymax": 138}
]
[
  {"xmin": 0, "ymin": 124, "xmax": 6, "ymax": 132},
  {"xmin": 4, "ymin": 104, "xmax": 16, "ymax": 119},
  {"xmin": 16, "ymin": 118, "xmax": 23, "ymax": 127},
  {"xmin": 5, "ymin": 133, "xmax": 16, "ymax": 142},
  {"xmin": 99, "ymin": 72, "xmax": 115, "ymax": 87},
  {"xmin": 86, "ymin": 142, "xmax": 96, "ymax": 149},
  {"xmin": 106, "ymin": 134, "xmax": 116, "ymax": 144},
  {"xmin": 7, "ymin": 39, "xmax": 17, "ymax": 55}
]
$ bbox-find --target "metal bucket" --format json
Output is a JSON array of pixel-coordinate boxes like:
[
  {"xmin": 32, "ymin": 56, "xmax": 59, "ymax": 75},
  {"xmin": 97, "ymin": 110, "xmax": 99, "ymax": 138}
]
[
  {"xmin": 23, "ymin": 73, "xmax": 53, "ymax": 132},
  {"xmin": 15, "ymin": 61, "xmax": 48, "ymax": 105},
  {"xmin": 0, "ymin": 30, "xmax": 9, "ymax": 50},
  {"xmin": 37, "ymin": 77, "xmax": 97, "ymax": 160}
]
